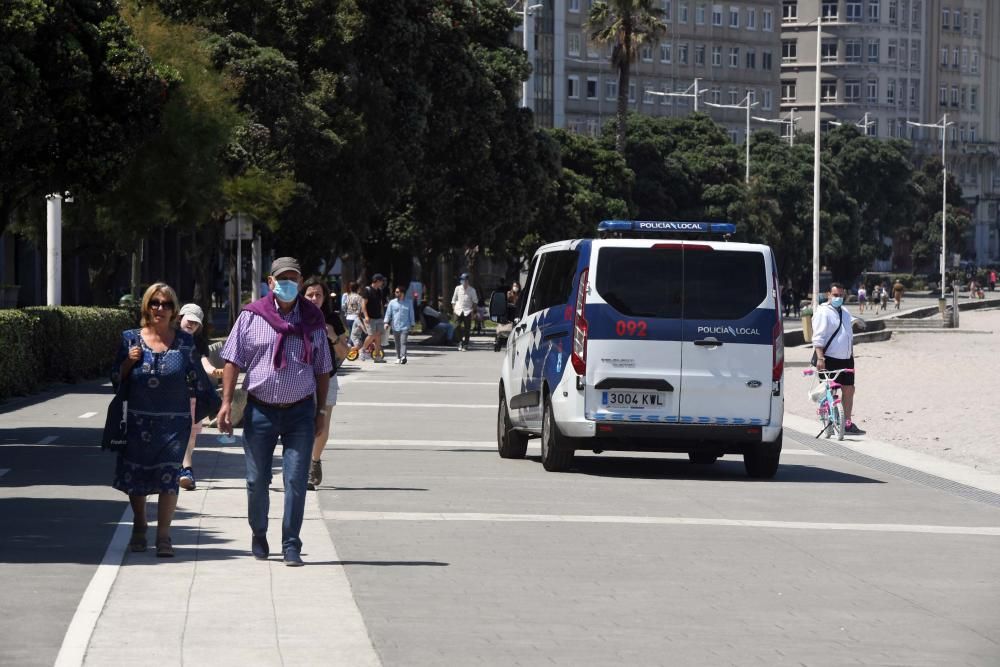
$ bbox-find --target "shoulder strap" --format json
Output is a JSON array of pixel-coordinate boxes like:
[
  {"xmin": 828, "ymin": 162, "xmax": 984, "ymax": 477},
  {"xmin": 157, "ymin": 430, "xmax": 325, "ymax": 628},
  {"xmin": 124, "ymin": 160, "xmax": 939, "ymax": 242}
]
[{"xmin": 822, "ymin": 307, "xmax": 844, "ymax": 353}]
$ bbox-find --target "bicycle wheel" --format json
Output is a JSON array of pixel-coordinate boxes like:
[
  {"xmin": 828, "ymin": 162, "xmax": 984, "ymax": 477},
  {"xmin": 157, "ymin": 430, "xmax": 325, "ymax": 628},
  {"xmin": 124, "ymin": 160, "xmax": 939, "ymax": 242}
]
[
  {"xmin": 819, "ymin": 404, "xmax": 834, "ymax": 438},
  {"xmin": 832, "ymin": 402, "xmax": 845, "ymax": 441}
]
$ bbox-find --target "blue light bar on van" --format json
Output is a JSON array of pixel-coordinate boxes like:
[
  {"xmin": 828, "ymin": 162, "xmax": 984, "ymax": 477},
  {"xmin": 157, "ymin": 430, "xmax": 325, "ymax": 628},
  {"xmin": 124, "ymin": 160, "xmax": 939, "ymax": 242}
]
[{"xmin": 598, "ymin": 220, "xmax": 736, "ymax": 235}]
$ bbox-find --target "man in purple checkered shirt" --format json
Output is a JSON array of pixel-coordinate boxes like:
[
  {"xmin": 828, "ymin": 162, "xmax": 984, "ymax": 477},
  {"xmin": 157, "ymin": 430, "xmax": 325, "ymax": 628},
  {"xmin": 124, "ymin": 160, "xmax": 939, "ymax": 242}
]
[{"xmin": 218, "ymin": 256, "xmax": 331, "ymax": 566}]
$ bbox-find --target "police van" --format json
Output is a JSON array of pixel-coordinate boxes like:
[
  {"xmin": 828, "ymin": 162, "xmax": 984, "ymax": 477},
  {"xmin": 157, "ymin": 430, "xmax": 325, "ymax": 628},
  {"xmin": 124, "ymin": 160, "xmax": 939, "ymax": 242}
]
[{"xmin": 490, "ymin": 220, "xmax": 784, "ymax": 478}]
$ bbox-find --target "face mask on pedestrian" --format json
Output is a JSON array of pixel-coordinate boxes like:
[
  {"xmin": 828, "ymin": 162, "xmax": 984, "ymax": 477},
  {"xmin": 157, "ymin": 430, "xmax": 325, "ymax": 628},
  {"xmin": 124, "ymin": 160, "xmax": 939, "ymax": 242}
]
[
  {"xmin": 272, "ymin": 279, "xmax": 299, "ymax": 302},
  {"xmin": 830, "ymin": 295, "xmax": 844, "ymax": 308}
]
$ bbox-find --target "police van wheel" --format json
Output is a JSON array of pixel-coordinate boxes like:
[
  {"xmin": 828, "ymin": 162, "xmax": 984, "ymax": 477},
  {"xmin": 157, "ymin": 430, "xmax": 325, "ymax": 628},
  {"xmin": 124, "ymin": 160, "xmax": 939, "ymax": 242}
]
[
  {"xmin": 744, "ymin": 433, "xmax": 781, "ymax": 479},
  {"xmin": 688, "ymin": 452, "xmax": 718, "ymax": 465},
  {"xmin": 540, "ymin": 399, "xmax": 574, "ymax": 472},
  {"xmin": 497, "ymin": 390, "xmax": 528, "ymax": 459}
]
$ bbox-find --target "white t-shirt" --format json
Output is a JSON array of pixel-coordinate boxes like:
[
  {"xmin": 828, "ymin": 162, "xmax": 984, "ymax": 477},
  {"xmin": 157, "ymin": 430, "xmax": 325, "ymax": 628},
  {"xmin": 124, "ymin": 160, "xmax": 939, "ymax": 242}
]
[
  {"xmin": 451, "ymin": 284, "xmax": 478, "ymax": 316},
  {"xmin": 811, "ymin": 303, "xmax": 854, "ymax": 360}
]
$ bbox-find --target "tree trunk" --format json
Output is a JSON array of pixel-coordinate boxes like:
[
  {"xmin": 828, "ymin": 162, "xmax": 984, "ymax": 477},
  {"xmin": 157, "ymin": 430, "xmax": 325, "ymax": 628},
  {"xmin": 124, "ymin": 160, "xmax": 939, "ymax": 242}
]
[{"xmin": 615, "ymin": 23, "xmax": 633, "ymax": 154}]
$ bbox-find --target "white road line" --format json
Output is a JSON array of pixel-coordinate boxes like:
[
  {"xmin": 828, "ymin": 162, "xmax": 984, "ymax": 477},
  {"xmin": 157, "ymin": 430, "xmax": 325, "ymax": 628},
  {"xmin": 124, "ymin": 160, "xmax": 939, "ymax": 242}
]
[
  {"xmin": 324, "ymin": 511, "xmax": 1000, "ymax": 537},
  {"xmin": 53, "ymin": 507, "xmax": 131, "ymax": 667},
  {"xmin": 340, "ymin": 380, "xmax": 494, "ymax": 386},
  {"xmin": 0, "ymin": 469, "xmax": 9, "ymax": 479},
  {"xmin": 77, "ymin": 412, "xmax": 98, "ymax": 419},
  {"xmin": 336, "ymin": 402, "xmax": 494, "ymax": 409},
  {"xmin": 37, "ymin": 435, "xmax": 59, "ymax": 445}
]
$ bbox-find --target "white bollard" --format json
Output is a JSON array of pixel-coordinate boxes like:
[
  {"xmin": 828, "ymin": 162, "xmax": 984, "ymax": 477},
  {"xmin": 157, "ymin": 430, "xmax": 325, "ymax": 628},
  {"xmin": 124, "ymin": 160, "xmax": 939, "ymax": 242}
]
[{"xmin": 46, "ymin": 194, "xmax": 62, "ymax": 306}]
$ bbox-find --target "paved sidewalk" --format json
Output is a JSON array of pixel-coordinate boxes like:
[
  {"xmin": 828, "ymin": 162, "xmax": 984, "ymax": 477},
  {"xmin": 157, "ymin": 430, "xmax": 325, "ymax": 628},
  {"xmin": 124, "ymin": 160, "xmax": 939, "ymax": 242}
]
[{"xmin": 76, "ymin": 438, "xmax": 380, "ymax": 667}]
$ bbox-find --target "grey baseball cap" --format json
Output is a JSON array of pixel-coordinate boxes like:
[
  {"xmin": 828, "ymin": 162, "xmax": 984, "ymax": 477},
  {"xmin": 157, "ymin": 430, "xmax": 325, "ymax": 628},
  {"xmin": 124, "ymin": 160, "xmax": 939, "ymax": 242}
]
[
  {"xmin": 270, "ymin": 257, "xmax": 301, "ymax": 277},
  {"xmin": 178, "ymin": 303, "xmax": 204, "ymax": 325}
]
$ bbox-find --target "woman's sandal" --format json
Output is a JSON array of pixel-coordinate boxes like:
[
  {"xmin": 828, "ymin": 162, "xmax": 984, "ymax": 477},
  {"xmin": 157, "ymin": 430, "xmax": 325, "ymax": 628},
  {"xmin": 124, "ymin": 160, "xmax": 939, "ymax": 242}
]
[
  {"xmin": 129, "ymin": 526, "xmax": 148, "ymax": 553},
  {"xmin": 156, "ymin": 537, "xmax": 174, "ymax": 558}
]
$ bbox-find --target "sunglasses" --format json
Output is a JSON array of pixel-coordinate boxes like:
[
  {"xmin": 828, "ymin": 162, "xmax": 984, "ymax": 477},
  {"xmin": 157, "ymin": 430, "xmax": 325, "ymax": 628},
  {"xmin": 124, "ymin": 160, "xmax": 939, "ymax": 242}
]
[{"xmin": 148, "ymin": 299, "xmax": 175, "ymax": 310}]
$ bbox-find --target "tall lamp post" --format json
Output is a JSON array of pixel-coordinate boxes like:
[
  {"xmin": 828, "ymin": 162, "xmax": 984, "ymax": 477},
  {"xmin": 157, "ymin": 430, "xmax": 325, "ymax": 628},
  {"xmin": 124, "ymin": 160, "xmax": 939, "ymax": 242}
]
[
  {"xmin": 908, "ymin": 114, "xmax": 954, "ymax": 300},
  {"xmin": 647, "ymin": 78, "xmax": 706, "ymax": 111},
  {"xmin": 753, "ymin": 108, "xmax": 801, "ymax": 145},
  {"xmin": 811, "ymin": 16, "xmax": 822, "ymax": 309},
  {"xmin": 705, "ymin": 93, "xmax": 758, "ymax": 184},
  {"xmin": 518, "ymin": 3, "xmax": 544, "ymax": 109}
]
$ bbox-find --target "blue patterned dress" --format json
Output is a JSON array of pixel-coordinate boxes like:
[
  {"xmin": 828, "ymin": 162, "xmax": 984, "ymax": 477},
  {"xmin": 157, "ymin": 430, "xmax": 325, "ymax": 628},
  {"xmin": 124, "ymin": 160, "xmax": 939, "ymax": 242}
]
[{"xmin": 111, "ymin": 329, "xmax": 214, "ymax": 496}]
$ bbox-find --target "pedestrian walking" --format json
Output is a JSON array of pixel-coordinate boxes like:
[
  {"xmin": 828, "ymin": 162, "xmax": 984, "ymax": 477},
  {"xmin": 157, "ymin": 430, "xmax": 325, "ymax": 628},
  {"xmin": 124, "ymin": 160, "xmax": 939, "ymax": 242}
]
[
  {"xmin": 406, "ymin": 278, "xmax": 424, "ymax": 332},
  {"xmin": 782, "ymin": 286, "xmax": 793, "ymax": 317},
  {"xmin": 360, "ymin": 274, "xmax": 387, "ymax": 362},
  {"xmin": 341, "ymin": 281, "xmax": 362, "ymax": 334},
  {"xmin": 892, "ymin": 280, "xmax": 905, "ymax": 310},
  {"xmin": 811, "ymin": 282, "xmax": 865, "ymax": 436},
  {"xmin": 176, "ymin": 303, "xmax": 224, "ymax": 491},
  {"xmin": 301, "ymin": 277, "xmax": 347, "ymax": 490},
  {"xmin": 451, "ymin": 273, "xmax": 477, "ymax": 351},
  {"xmin": 989, "ymin": 270, "xmax": 997, "ymax": 292},
  {"xmin": 856, "ymin": 285, "xmax": 867, "ymax": 313},
  {"xmin": 879, "ymin": 283, "xmax": 889, "ymax": 311},
  {"xmin": 111, "ymin": 284, "xmax": 220, "ymax": 557},
  {"xmin": 384, "ymin": 285, "xmax": 415, "ymax": 364},
  {"xmin": 217, "ymin": 257, "xmax": 332, "ymax": 566}
]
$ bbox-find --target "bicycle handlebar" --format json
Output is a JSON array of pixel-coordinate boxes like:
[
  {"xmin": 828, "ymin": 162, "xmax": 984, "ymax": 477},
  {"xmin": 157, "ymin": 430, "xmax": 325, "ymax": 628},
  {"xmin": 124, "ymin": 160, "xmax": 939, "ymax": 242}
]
[{"xmin": 802, "ymin": 368, "xmax": 855, "ymax": 378}]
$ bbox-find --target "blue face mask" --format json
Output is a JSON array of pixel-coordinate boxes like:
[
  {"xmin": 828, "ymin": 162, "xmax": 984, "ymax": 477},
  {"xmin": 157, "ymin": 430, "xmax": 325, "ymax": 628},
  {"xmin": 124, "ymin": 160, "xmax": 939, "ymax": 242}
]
[
  {"xmin": 830, "ymin": 296, "xmax": 844, "ymax": 308},
  {"xmin": 272, "ymin": 279, "xmax": 299, "ymax": 302}
]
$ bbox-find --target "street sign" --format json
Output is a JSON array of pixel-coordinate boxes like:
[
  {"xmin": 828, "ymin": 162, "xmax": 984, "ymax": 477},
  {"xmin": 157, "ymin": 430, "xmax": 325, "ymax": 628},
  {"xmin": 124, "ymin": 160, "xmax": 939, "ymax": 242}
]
[{"xmin": 225, "ymin": 215, "xmax": 253, "ymax": 240}]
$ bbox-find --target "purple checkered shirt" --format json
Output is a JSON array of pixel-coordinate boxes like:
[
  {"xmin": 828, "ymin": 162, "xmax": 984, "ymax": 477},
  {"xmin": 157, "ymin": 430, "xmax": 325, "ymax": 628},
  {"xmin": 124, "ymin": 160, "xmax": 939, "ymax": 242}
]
[{"xmin": 221, "ymin": 300, "xmax": 332, "ymax": 404}]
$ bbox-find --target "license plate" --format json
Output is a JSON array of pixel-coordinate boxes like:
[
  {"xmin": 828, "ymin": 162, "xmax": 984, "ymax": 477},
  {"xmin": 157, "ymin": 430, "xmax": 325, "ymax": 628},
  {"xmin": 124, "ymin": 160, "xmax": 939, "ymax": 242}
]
[{"xmin": 601, "ymin": 391, "xmax": 664, "ymax": 409}]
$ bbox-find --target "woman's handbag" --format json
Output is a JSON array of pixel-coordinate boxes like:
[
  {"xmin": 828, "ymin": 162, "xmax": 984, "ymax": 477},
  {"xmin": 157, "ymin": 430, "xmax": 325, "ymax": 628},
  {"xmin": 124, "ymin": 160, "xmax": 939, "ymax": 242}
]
[{"xmin": 101, "ymin": 383, "xmax": 129, "ymax": 453}]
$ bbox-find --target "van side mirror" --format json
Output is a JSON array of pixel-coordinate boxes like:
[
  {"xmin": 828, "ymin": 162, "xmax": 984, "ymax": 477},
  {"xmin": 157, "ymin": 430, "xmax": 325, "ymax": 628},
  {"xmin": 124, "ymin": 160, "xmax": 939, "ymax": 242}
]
[{"xmin": 489, "ymin": 290, "xmax": 510, "ymax": 324}]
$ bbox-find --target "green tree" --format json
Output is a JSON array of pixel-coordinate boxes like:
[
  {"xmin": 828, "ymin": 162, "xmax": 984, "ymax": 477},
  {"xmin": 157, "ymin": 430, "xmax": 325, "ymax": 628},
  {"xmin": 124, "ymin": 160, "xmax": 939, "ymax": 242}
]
[
  {"xmin": 903, "ymin": 157, "xmax": 970, "ymax": 275},
  {"xmin": 587, "ymin": 0, "xmax": 666, "ymax": 154}
]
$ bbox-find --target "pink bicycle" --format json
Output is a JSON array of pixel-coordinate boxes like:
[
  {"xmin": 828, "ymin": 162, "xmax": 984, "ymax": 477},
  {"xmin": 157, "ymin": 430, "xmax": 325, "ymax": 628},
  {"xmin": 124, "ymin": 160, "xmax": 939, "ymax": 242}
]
[{"xmin": 803, "ymin": 367, "xmax": 854, "ymax": 441}]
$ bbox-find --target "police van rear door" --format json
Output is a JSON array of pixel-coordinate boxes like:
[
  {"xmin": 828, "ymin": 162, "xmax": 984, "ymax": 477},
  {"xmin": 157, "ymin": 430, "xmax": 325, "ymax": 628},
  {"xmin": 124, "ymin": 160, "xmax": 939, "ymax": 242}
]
[
  {"xmin": 677, "ymin": 245, "xmax": 773, "ymax": 425},
  {"xmin": 585, "ymin": 241, "xmax": 683, "ymax": 424}
]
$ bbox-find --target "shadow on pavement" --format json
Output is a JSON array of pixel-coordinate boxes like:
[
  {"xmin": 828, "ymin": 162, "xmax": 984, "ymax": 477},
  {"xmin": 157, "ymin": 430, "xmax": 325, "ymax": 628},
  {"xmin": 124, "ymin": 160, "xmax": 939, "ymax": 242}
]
[
  {"xmin": 546, "ymin": 456, "xmax": 886, "ymax": 484},
  {"xmin": 0, "ymin": 381, "xmax": 112, "ymax": 414},
  {"xmin": 1, "ymin": 427, "xmax": 103, "ymax": 448},
  {"xmin": 0, "ymin": 497, "xmax": 125, "ymax": 565}
]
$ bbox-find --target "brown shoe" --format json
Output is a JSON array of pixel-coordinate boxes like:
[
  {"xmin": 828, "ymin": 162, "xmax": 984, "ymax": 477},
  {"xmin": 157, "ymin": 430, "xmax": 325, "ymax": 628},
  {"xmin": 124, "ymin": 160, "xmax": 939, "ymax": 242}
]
[{"xmin": 307, "ymin": 459, "xmax": 322, "ymax": 490}]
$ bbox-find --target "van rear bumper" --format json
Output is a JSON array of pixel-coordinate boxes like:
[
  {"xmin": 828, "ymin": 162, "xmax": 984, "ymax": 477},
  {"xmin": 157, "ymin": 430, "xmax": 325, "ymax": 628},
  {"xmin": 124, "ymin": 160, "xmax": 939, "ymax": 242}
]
[{"xmin": 557, "ymin": 421, "xmax": 782, "ymax": 453}]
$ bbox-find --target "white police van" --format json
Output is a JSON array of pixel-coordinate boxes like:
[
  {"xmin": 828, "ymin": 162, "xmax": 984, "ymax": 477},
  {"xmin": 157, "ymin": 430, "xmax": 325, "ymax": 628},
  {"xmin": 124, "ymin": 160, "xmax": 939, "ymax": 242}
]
[{"xmin": 490, "ymin": 220, "xmax": 784, "ymax": 478}]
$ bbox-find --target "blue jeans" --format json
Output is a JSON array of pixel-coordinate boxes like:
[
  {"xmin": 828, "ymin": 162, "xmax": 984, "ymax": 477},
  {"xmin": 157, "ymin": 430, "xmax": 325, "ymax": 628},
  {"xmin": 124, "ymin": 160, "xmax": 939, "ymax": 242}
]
[{"xmin": 242, "ymin": 398, "xmax": 315, "ymax": 552}]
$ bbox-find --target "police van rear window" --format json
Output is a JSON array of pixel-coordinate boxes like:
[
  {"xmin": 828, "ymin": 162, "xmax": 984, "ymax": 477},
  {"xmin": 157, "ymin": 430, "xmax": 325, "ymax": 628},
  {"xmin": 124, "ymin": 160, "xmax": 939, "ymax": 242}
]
[{"xmin": 595, "ymin": 247, "xmax": 766, "ymax": 320}]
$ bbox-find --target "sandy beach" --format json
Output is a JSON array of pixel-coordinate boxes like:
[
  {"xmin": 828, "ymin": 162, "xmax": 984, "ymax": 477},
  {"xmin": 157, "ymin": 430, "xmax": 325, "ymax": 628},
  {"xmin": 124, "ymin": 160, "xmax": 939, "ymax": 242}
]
[{"xmin": 784, "ymin": 308, "xmax": 1000, "ymax": 474}]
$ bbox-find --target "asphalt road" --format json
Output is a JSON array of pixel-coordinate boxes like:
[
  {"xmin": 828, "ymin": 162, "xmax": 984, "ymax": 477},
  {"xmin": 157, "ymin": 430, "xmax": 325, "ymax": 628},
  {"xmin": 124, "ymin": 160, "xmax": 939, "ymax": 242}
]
[{"xmin": 2, "ymin": 336, "xmax": 999, "ymax": 665}]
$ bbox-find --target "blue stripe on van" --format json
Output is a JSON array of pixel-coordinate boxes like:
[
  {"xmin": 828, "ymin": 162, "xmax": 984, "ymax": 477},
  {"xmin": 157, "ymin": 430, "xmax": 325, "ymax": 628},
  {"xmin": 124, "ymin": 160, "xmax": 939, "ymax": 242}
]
[
  {"xmin": 586, "ymin": 304, "xmax": 776, "ymax": 345},
  {"xmin": 586, "ymin": 411, "xmax": 769, "ymax": 425}
]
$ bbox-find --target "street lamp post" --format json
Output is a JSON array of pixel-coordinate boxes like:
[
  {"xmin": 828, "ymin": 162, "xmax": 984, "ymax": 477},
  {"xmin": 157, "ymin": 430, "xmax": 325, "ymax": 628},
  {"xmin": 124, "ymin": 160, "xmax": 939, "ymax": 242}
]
[
  {"xmin": 907, "ymin": 114, "xmax": 954, "ymax": 299},
  {"xmin": 705, "ymin": 93, "xmax": 758, "ymax": 184},
  {"xmin": 753, "ymin": 108, "xmax": 801, "ymax": 146},
  {"xmin": 647, "ymin": 78, "xmax": 706, "ymax": 111},
  {"xmin": 518, "ymin": 3, "xmax": 544, "ymax": 109},
  {"xmin": 811, "ymin": 17, "xmax": 822, "ymax": 309},
  {"xmin": 829, "ymin": 112, "xmax": 876, "ymax": 133}
]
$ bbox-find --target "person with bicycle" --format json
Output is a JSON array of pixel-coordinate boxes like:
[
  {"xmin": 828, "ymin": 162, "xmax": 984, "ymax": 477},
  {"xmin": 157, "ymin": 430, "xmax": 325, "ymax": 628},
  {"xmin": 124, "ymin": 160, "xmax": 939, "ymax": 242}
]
[{"xmin": 811, "ymin": 283, "xmax": 865, "ymax": 436}]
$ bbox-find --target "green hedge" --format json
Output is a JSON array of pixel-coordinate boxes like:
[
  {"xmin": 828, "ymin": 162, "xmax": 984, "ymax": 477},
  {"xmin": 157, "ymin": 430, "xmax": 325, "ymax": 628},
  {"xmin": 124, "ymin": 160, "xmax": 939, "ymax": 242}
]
[{"xmin": 0, "ymin": 306, "xmax": 138, "ymax": 400}]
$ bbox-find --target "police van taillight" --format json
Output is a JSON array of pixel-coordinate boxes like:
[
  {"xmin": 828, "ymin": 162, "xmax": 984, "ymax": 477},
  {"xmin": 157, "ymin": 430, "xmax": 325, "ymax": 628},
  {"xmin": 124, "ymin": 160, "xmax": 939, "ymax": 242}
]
[{"xmin": 571, "ymin": 268, "xmax": 589, "ymax": 376}]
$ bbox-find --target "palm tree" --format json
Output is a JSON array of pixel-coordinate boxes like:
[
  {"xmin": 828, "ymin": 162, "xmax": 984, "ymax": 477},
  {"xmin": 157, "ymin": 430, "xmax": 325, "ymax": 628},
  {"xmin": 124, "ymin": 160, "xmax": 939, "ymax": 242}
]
[{"xmin": 587, "ymin": 1, "xmax": 667, "ymax": 154}]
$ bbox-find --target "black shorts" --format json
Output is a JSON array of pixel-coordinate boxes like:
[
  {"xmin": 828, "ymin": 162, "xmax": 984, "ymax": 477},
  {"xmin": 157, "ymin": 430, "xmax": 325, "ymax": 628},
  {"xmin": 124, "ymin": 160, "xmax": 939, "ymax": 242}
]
[{"xmin": 820, "ymin": 356, "xmax": 855, "ymax": 386}]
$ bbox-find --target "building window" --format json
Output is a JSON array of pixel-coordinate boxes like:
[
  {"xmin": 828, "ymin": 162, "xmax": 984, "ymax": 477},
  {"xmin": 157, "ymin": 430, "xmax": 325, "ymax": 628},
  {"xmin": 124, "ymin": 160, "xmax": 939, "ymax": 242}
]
[
  {"xmin": 868, "ymin": 40, "xmax": 879, "ymax": 63},
  {"xmin": 712, "ymin": 45, "xmax": 722, "ymax": 66},
  {"xmin": 821, "ymin": 41, "xmax": 838, "ymax": 63},
  {"xmin": 661, "ymin": 82, "xmax": 673, "ymax": 105},
  {"xmin": 950, "ymin": 85, "xmax": 958, "ymax": 108},
  {"xmin": 972, "ymin": 12, "xmax": 980, "ymax": 34},
  {"xmin": 782, "ymin": 40, "xmax": 797, "ymax": 62},
  {"xmin": 728, "ymin": 87, "xmax": 739, "ymax": 105},
  {"xmin": 628, "ymin": 81, "xmax": 636, "ymax": 103},
  {"xmin": 821, "ymin": 1, "xmax": 837, "ymax": 21},
  {"xmin": 941, "ymin": 7, "xmax": 949, "ymax": 28},
  {"xmin": 643, "ymin": 85, "xmax": 656, "ymax": 105},
  {"xmin": 568, "ymin": 0, "xmax": 580, "ymax": 12},
  {"xmin": 888, "ymin": 0, "xmax": 897, "ymax": 24},
  {"xmin": 678, "ymin": 43, "xmax": 689, "ymax": 64},
  {"xmin": 844, "ymin": 79, "xmax": 860, "ymax": 102},
  {"xmin": 745, "ymin": 49, "xmax": 755, "ymax": 69},
  {"xmin": 568, "ymin": 33, "xmax": 581, "ymax": 57},
  {"xmin": 605, "ymin": 79, "xmax": 618, "ymax": 100},
  {"xmin": 696, "ymin": 3, "xmax": 706, "ymax": 24},
  {"xmin": 887, "ymin": 40, "xmax": 897, "ymax": 63},
  {"xmin": 781, "ymin": 80, "xmax": 796, "ymax": 102},
  {"xmin": 845, "ymin": 39, "xmax": 861, "ymax": 63},
  {"xmin": 568, "ymin": 76, "xmax": 579, "ymax": 99},
  {"xmin": 911, "ymin": 41, "xmax": 920, "ymax": 69},
  {"xmin": 663, "ymin": 0, "xmax": 673, "ymax": 22},
  {"xmin": 675, "ymin": 84, "xmax": 688, "ymax": 106},
  {"xmin": 867, "ymin": 78, "xmax": 878, "ymax": 104},
  {"xmin": 868, "ymin": 1, "xmax": 880, "ymax": 22},
  {"xmin": 970, "ymin": 87, "xmax": 978, "ymax": 111},
  {"xmin": 909, "ymin": 81, "xmax": 917, "ymax": 108},
  {"xmin": 940, "ymin": 47, "xmax": 948, "ymax": 67},
  {"xmin": 679, "ymin": 1, "xmax": 688, "ymax": 23},
  {"xmin": 961, "ymin": 48, "xmax": 968, "ymax": 71},
  {"xmin": 953, "ymin": 9, "xmax": 961, "ymax": 30},
  {"xmin": 846, "ymin": 1, "xmax": 862, "ymax": 22},
  {"xmin": 969, "ymin": 125, "xmax": 976, "ymax": 143},
  {"xmin": 911, "ymin": 0, "xmax": 921, "ymax": 28},
  {"xmin": 952, "ymin": 47, "xmax": 959, "ymax": 69},
  {"xmin": 746, "ymin": 7, "xmax": 756, "ymax": 29},
  {"xmin": 762, "ymin": 89, "xmax": 772, "ymax": 110},
  {"xmin": 695, "ymin": 44, "xmax": 706, "ymax": 66},
  {"xmin": 763, "ymin": 8, "xmax": 773, "ymax": 30},
  {"xmin": 729, "ymin": 47, "xmax": 739, "ymax": 67},
  {"xmin": 730, "ymin": 7, "xmax": 739, "ymax": 28},
  {"xmin": 782, "ymin": 1, "xmax": 797, "ymax": 23},
  {"xmin": 586, "ymin": 77, "xmax": 598, "ymax": 100},
  {"xmin": 886, "ymin": 79, "xmax": 895, "ymax": 105},
  {"xmin": 711, "ymin": 86, "xmax": 722, "ymax": 104},
  {"xmin": 712, "ymin": 4, "xmax": 723, "ymax": 25},
  {"xmin": 960, "ymin": 86, "xmax": 967, "ymax": 109},
  {"xmin": 971, "ymin": 50, "xmax": 979, "ymax": 73},
  {"xmin": 762, "ymin": 50, "xmax": 773, "ymax": 70},
  {"xmin": 641, "ymin": 44, "xmax": 653, "ymax": 62},
  {"xmin": 962, "ymin": 10, "xmax": 969, "ymax": 32},
  {"xmin": 938, "ymin": 85, "xmax": 947, "ymax": 106},
  {"xmin": 821, "ymin": 81, "xmax": 837, "ymax": 102},
  {"xmin": 661, "ymin": 43, "xmax": 672, "ymax": 63}
]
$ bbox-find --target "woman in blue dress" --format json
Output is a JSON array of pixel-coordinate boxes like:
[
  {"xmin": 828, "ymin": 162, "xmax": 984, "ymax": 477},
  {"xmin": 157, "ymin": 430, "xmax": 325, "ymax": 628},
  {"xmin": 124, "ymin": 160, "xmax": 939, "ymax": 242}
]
[{"xmin": 112, "ymin": 283, "xmax": 219, "ymax": 557}]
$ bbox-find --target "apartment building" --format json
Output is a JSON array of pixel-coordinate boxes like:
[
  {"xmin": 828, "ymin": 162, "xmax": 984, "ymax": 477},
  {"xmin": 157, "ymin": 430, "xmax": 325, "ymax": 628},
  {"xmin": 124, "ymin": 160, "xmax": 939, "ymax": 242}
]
[
  {"xmin": 776, "ymin": 0, "xmax": 998, "ymax": 264},
  {"xmin": 525, "ymin": 0, "xmax": 782, "ymax": 143}
]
